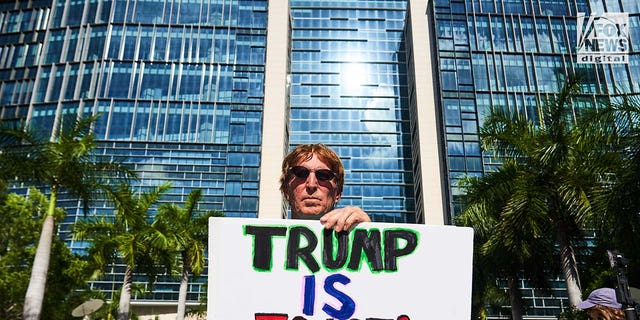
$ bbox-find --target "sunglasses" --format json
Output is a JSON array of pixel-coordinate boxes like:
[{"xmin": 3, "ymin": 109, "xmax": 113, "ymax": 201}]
[{"xmin": 289, "ymin": 166, "xmax": 336, "ymax": 182}]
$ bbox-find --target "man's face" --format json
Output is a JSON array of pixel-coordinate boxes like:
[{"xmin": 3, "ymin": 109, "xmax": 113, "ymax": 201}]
[{"xmin": 285, "ymin": 154, "xmax": 342, "ymax": 219}]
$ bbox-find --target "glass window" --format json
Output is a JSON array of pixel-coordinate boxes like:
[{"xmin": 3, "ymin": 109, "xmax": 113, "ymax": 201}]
[
  {"xmin": 168, "ymin": 27, "xmax": 184, "ymax": 60},
  {"xmin": 630, "ymin": 16, "xmax": 640, "ymax": 51},
  {"xmin": 65, "ymin": 28, "xmax": 80, "ymax": 62},
  {"xmin": 179, "ymin": 1, "xmax": 201, "ymax": 24},
  {"xmin": 448, "ymin": 141, "xmax": 464, "ymax": 155},
  {"xmin": 108, "ymin": 62, "xmax": 132, "ymax": 98},
  {"xmin": 511, "ymin": 17, "xmax": 523, "ymax": 52},
  {"xmin": 136, "ymin": 1, "xmax": 164, "ymax": 24},
  {"xmin": 453, "ymin": 20, "xmax": 468, "ymax": 45},
  {"xmin": 64, "ymin": 64, "xmax": 80, "ymax": 100},
  {"xmin": 534, "ymin": 55, "xmax": 564, "ymax": 92},
  {"xmin": 133, "ymin": 102, "xmax": 151, "ymax": 140},
  {"xmin": 49, "ymin": 67, "xmax": 65, "ymax": 102},
  {"xmin": 441, "ymin": 71, "xmax": 457, "ymax": 90},
  {"xmin": 491, "ymin": 16, "xmax": 507, "ymax": 51},
  {"xmin": 492, "ymin": 54, "xmax": 505, "ymax": 91},
  {"xmin": 521, "ymin": 17, "xmax": 537, "ymax": 52},
  {"xmin": 540, "ymin": 0, "xmax": 568, "ymax": 15},
  {"xmin": 472, "ymin": 54, "xmax": 489, "ymax": 90},
  {"xmin": 457, "ymin": 59, "xmax": 472, "ymax": 85},
  {"xmin": 86, "ymin": 0, "xmax": 99, "ymax": 24},
  {"xmin": 503, "ymin": 0, "xmax": 524, "ymax": 14},
  {"xmin": 107, "ymin": 25, "xmax": 123, "ymax": 59},
  {"xmin": 476, "ymin": 16, "xmax": 491, "ymax": 51},
  {"xmin": 29, "ymin": 103, "xmax": 56, "ymax": 135},
  {"xmin": 140, "ymin": 63, "xmax": 171, "ymax": 99},
  {"xmin": 87, "ymin": 26, "xmax": 107, "ymax": 60},
  {"xmin": 524, "ymin": 95, "xmax": 540, "ymax": 124},
  {"xmin": 467, "ymin": 17, "xmax": 477, "ymax": 50},
  {"xmin": 462, "ymin": 120, "xmax": 478, "ymax": 133},
  {"xmin": 438, "ymin": 19, "xmax": 454, "ymax": 50},
  {"xmin": 466, "ymin": 157, "xmax": 482, "ymax": 172},
  {"xmin": 611, "ymin": 64, "xmax": 630, "ymax": 92},
  {"xmin": 504, "ymin": 54, "xmax": 528, "ymax": 92},
  {"xmin": 536, "ymin": 19, "xmax": 552, "ymax": 53},
  {"xmin": 162, "ymin": 102, "xmax": 184, "ymax": 142},
  {"xmin": 1, "ymin": 82, "xmax": 15, "ymax": 105},
  {"xmin": 108, "ymin": 102, "xmax": 135, "ymax": 140},
  {"xmin": 45, "ymin": 30, "xmax": 65, "ymax": 63},
  {"xmin": 622, "ymin": 0, "xmax": 640, "ymax": 11},
  {"xmin": 448, "ymin": 156, "xmax": 466, "ymax": 171},
  {"xmin": 123, "ymin": 25, "xmax": 138, "ymax": 60},
  {"xmin": 465, "ymin": 142, "xmax": 480, "ymax": 155},
  {"xmin": 550, "ymin": 18, "xmax": 568, "ymax": 53},
  {"xmin": 138, "ymin": 27, "xmax": 153, "ymax": 60},
  {"xmin": 480, "ymin": 0, "xmax": 495, "ymax": 13},
  {"xmin": 67, "ymin": 1, "xmax": 85, "ymax": 26},
  {"xmin": 629, "ymin": 57, "xmax": 640, "ymax": 91},
  {"xmin": 79, "ymin": 63, "xmax": 94, "ymax": 99},
  {"xmin": 444, "ymin": 99, "xmax": 461, "ymax": 126},
  {"xmin": 604, "ymin": 0, "xmax": 621, "ymax": 12}
]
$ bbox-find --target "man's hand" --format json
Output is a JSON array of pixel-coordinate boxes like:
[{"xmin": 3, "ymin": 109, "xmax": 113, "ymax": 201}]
[{"xmin": 320, "ymin": 206, "xmax": 371, "ymax": 232}]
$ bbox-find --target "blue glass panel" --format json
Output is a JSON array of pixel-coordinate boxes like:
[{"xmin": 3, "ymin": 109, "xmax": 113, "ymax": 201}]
[
  {"xmin": 88, "ymin": 26, "xmax": 107, "ymax": 60},
  {"xmin": 448, "ymin": 141, "xmax": 464, "ymax": 155},
  {"xmin": 45, "ymin": 30, "xmax": 65, "ymax": 63},
  {"xmin": 491, "ymin": 16, "xmax": 507, "ymax": 51},
  {"xmin": 108, "ymin": 62, "xmax": 132, "ymax": 98},
  {"xmin": 136, "ymin": 1, "xmax": 164, "ymax": 23},
  {"xmin": 472, "ymin": 53, "xmax": 489, "ymax": 90},
  {"xmin": 108, "ymin": 102, "xmax": 135, "ymax": 140},
  {"xmin": 537, "ymin": 19, "xmax": 552, "ymax": 53},
  {"xmin": 67, "ymin": 1, "xmax": 85, "ymax": 26}
]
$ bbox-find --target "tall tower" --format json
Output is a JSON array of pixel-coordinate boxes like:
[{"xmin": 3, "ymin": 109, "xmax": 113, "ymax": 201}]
[
  {"xmin": 1, "ymin": 0, "xmax": 271, "ymax": 313},
  {"xmin": 287, "ymin": 0, "xmax": 439, "ymax": 224},
  {"xmin": 424, "ymin": 0, "xmax": 640, "ymax": 317}
]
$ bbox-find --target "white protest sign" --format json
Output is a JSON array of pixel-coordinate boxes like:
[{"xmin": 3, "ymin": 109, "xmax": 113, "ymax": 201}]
[{"xmin": 207, "ymin": 217, "xmax": 474, "ymax": 320}]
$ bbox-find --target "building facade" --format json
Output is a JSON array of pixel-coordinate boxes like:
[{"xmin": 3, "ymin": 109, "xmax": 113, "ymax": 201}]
[
  {"xmin": 0, "ymin": 0, "xmax": 638, "ymax": 318},
  {"xmin": 427, "ymin": 0, "xmax": 640, "ymax": 318}
]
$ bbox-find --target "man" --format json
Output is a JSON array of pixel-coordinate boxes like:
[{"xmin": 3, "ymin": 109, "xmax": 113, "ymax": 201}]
[{"xmin": 279, "ymin": 143, "xmax": 371, "ymax": 231}]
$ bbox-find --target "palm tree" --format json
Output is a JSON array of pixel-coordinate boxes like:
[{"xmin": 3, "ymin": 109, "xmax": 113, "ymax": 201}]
[
  {"xmin": 588, "ymin": 95, "xmax": 640, "ymax": 281},
  {"xmin": 456, "ymin": 161, "xmax": 555, "ymax": 320},
  {"xmin": 477, "ymin": 75, "xmax": 619, "ymax": 307},
  {"xmin": 73, "ymin": 183, "xmax": 171, "ymax": 320},
  {"xmin": 152, "ymin": 189, "xmax": 223, "ymax": 320},
  {"xmin": 0, "ymin": 114, "xmax": 133, "ymax": 320}
]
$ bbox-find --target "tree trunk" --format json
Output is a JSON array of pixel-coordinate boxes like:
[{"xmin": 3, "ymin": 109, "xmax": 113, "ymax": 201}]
[
  {"xmin": 118, "ymin": 266, "xmax": 133, "ymax": 320},
  {"xmin": 23, "ymin": 190, "xmax": 57, "ymax": 320},
  {"xmin": 507, "ymin": 275, "xmax": 524, "ymax": 320},
  {"xmin": 176, "ymin": 253, "xmax": 190, "ymax": 320},
  {"xmin": 557, "ymin": 224, "xmax": 582, "ymax": 307}
]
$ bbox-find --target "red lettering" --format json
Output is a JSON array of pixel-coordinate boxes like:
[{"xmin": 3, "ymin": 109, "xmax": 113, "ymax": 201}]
[{"xmin": 255, "ymin": 313, "xmax": 288, "ymax": 320}]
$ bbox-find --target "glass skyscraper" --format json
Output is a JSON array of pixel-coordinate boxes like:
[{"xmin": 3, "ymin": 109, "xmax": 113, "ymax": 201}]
[
  {"xmin": 1, "ymin": 0, "xmax": 638, "ymax": 318},
  {"xmin": 427, "ymin": 0, "xmax": 640, "ymax": 216},
  {"xmin": 427, "ymin": 0, "xmax": 640, "ymax": 318},
  {"xmin": 288, "ymin": 0, "xmax": 417, "ymax": 223}
]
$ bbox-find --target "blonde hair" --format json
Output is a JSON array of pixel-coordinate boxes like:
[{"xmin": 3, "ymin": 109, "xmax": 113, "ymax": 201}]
[
  {"xmin": 279, "ymin": 144, "xmax": 345, "ymax": 194},
  {"xmin": 587, "ymin": 304, "xmax": 625, "ymax": 320}
]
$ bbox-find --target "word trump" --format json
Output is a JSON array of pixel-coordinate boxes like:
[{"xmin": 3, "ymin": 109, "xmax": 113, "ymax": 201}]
[{"xmin": 244, "ymin": 225, "xmax": 419, "ymax": 273}]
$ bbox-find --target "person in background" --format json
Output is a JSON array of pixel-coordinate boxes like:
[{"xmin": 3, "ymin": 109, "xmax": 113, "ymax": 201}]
[
  {"xmin": 578, "ymin": 287, "xmax": 625, "ymax": 320},
  {"xmin": 279, "ymin": 143, "xmax": 371, "ymax": 231}
]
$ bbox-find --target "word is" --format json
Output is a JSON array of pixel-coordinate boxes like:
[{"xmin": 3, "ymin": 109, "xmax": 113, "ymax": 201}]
[
  {"xmin": 254, "ymin": 314, "xmax": 410, "ymax": 320},
  {"xmin": 244, "ymin": 225, "xmax": 418, "ymax": 273}
]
